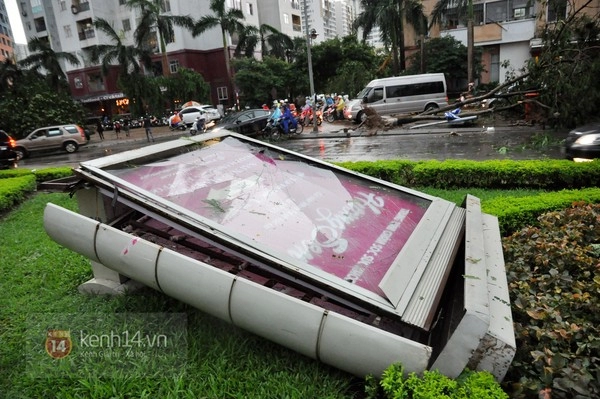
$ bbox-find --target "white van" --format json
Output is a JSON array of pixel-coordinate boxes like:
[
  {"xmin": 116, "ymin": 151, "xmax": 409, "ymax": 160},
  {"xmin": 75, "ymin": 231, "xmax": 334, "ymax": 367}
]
[{"xmin": 344, "ymin": 73, "xmax": 448, "ymax": 123}]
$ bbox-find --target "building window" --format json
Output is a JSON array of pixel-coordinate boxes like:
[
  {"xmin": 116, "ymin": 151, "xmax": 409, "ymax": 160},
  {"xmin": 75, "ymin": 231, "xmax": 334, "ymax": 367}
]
[
  {"xmin": 87, "ymin": 73, "xmax": 105, "ymax": 92},
  {"xmin": 291, "ymin": 0, "xmax": 300, "ymax": 10},
  {"xmin": 59, "ymin": 1, "xmax": 66, "ymax": 11},
  {"xmin": 63, "ymin": 24, "xmax": 72, "ymax": 38},
  {"xmin": 119, "ymin": 0, "xmax": 126, "ymax": 4},
  {"xmin": 122, "ymin": 19, "xmax": 131, "ymax": 31},
  {"xmin": 34, "ymin": 17, "xmax": 46, "ymax": 32},
  {"xmin": 547, "ymin": 0, "xmax": 567, "ymax": 22},
  {"xmin": 217, "ymin": 86, "xmax": 228, "ymax": 101},
  {"xmin": 161, "ymin": 0, "xmax": 171, "ymax": 12},
  {"xmin": 77, "ymin": 19, "xmax": 95, "ymax": 40},
  {"xmin": 490, "ymin": 53, "xmax": 500, "ymax": 82},
  {"xmin": 247, "ymin": 3, "xmax": 253, "ymax": 15},
  {"xmin": 229, "ymin": 0, "xmax": 241, "ymax": 10},
  {"xmin": 486, "ymin": 1, "xmax": 508, "ymax": 23},
  {"xmin": 283, "ymin": 13, "xmax": 289, "ymax": 25},
  {"xmin": 30, "ymin": 0, "xmax": 42, "ymax": 14},
  {"xmin": 74, "ymin": 77, "xmax": 83, "ymax": 89},
  {"xmin": 169, "ymin": 59, "xmax": 179, "ymax": 74},
  {"xmin": 509, "ymin": 0, "xmax": 531, "ymax": 19}
]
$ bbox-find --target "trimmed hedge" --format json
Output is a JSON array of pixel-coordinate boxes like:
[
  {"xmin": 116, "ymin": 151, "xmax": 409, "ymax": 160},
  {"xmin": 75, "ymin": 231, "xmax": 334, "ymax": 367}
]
[
  {"xmin": 483, "ymin": 188, "xmax": 600, "ymax": 235},
  {"xmin": 0, "ymin": 175, "xmax": 37, "ymax": 212},
  {"xmin": 337, "ymin": 159, "xmax": 600, "ymax": 190},
  {"xmin": 0, "ymin": 167, "xmax": 74, "ymax": 213}
]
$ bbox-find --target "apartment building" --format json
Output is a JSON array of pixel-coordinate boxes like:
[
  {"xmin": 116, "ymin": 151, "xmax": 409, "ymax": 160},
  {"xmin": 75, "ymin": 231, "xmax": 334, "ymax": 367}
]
[
  {"xmin": 422, "ymin": 0, "xmax": 600, "ymax": 86},
  {"xmin": 16, "ymin": 0, "xmax": 260, "ymax": 116},
  {"xmin": 0, "ymin": 0, "xmax": 15, "ymax": 62},
  {"xmin": 14, "ymin": 0, "xmax": 359, "ymax": 117}
]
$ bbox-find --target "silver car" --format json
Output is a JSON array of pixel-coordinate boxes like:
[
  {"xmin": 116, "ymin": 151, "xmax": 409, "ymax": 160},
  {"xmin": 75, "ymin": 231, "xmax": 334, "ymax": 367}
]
[{"xmin": 14, "ymin": 124, "xmax": 88, "ymax": 159}]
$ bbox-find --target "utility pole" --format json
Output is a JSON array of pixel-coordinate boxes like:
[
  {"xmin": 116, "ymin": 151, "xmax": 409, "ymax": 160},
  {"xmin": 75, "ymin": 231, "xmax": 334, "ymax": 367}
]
[
  {"xmin": 467, "ymin": 0, "xmax": 474, "ymax": 86},
  {"xmin": 303, "ymin": 0, "xmax": 319, "ymax": 133}
]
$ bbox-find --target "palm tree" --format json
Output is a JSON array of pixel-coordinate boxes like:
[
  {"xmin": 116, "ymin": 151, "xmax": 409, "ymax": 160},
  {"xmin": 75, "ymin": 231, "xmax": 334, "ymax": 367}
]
[
  {"xmin": 88, "ymin": 18, "xmax": 152, "ymax": 76},
  {"xmin": 192, "ymin": 0, "xmax": 245, "ymax": 83},
  {"xmin": 126, "ymin": 0, "xmax": 195, "ymax": 76},
  {"xmin": 234, "ymin": 23, "xmax": 294, "ymax": 60},
  {"xmin": 354, "ymin": 0, "xmax": 427, "ymax": 75},
  {"xmin": 19, "ymin": 37, "xmax": 80, "ymax": 91},
  {"xmin": 0, "ymin": 59, "xmax": 21, "ymax": 92}
]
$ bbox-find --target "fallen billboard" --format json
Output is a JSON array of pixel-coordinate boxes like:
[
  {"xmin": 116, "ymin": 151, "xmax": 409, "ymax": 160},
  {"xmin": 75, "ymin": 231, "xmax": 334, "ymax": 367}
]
[{"xmin": 43, "ymin": 131, "xmax": 515, "ymax": 379}]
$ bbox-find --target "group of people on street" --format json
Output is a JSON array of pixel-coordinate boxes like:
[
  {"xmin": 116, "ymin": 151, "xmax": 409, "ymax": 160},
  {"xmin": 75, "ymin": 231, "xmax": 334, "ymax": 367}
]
[
  {"xmin": 95, "ymin": 115, "xmax": 153, "ymax": 142},
  {"xmin": 268, "ymin": 99, "xmax": 299, "ymax": 134}
]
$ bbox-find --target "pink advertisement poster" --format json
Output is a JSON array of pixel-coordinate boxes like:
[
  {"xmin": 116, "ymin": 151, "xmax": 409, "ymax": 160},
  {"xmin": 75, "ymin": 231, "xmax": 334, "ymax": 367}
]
[{"xmin": 111, "ymin": 137, "xmax": 430, "ymax": 296}]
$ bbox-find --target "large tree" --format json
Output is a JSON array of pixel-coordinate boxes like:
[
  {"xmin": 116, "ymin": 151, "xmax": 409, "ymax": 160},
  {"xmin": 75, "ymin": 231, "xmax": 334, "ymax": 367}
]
[
  {"xmin": 88, "ymin": 18, "xmax": 152, "ymax": 76},
  {"xmin": 354, "ymin": 0, "xmax": 427, "ymax": 75},
  {"xmin": 18, "ymin": 37, "xmax": 80, "ymax": 92},
  {"xmin": 192, "ymin": 0, "xmax": 245, "ymax": 85},
  {"xmin": 126, "ymin": 0, "xmax": 195, "ymax": 76}
]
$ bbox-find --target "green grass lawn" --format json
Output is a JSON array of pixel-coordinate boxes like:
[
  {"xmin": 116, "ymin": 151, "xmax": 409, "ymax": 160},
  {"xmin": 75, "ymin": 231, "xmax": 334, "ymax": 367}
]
[{"xmin": 0, "ymin": 193, "xmax": 357, "ymax": 399}]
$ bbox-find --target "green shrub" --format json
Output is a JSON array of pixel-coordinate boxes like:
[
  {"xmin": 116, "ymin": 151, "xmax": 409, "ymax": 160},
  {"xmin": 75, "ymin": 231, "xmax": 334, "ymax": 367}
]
[
  {"xmin": 337, "ymin": 159, "xmax": 600, "ymax": 190},
  {"xmin": 0, "ymin": 168, "xmax": 33, "ymax": 179},
  {"xmin": 502, "ymin": 203, "xmax": 600, "ymax": 399},
  {"xmin": 0, "ymin": 175, "xmax": 37, "ymax": 212},
  {"xmin": 374, "ymin": 363, "xmax": 508, "ymax": 399},
  {"xmin": 32, "ymin": 166, "xmax": 74, "ymax": 182},
  {"xmin": 412, "ymin": 159, "xmax": 600, "ymax": 190},
  {"xmin": 336, "ymin": 160, "xmax": 419, "ymax": 186},
  {"xmin": 483, "ymin": 188, "xmax": 600, "ymax": 235}
]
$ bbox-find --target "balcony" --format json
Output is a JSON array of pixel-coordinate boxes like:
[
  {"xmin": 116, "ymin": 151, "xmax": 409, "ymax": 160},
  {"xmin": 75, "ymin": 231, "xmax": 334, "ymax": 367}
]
[{"xmin": 78, "ymin": 28, "xmax": 95, "ymax": 41}]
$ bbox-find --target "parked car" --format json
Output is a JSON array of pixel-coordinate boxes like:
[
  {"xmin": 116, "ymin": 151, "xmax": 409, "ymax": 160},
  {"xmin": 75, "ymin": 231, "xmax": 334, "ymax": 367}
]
[
  {"xmin": 178, "ymin": 106, "xmax": 216, "ymax": 126},
  {"xmin": 213, "ymin": 109, "xmax": 272, "ymax": 136},
  {"xmin": 196, "ymin": 105, "xmax": 221, "ymax": 122},
  {"xmin": 565, "ymin": 122, "xmax": 600, "ymax": 161},
  {"xmin": 14, "ymin": 124, "xmax": 88, "ymax": 159},
  {"xmin": 0, "ymin": 129, "xmax": 18, "ymax": 169}
]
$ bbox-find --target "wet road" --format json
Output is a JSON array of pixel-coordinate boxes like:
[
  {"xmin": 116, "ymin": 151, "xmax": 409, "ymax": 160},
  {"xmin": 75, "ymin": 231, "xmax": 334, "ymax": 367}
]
[
  {"xmin": 17, "ymin": 123, "xmax": 567, "ymax": 170},
  {"xmin": 277, "ymin": 127, "xmax": 566, "ymax": 162}
]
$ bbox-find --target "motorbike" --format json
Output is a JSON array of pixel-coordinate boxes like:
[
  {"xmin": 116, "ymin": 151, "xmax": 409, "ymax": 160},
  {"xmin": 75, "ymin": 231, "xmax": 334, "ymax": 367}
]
[
  {"xmin": 323, "ymin": 105, "xmax": 337, "ymax": 123},
  {"xmin": 169, "ymin": 122, "xmax": 187, "ymax": 131},
  {"xmin": 261, "ymin": 116, "xmax": 304, "ymax": 141},
  {"xmin": 189, "ymin": 117, "xmax": 206, "ymax": 136},
  {"xmin": 300, "ymin": 106, "xmax": 323, "ymax": 127}
]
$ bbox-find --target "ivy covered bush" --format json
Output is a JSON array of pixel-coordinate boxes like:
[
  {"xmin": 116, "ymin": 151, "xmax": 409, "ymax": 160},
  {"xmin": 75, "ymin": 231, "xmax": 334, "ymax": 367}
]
[{"xmin": 502, "ymin": 203, "xmax": 600, "ymax": 398}]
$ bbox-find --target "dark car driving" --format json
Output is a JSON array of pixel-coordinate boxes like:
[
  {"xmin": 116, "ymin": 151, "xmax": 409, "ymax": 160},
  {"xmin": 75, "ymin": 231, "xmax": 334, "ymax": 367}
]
[
  {"xmin": 565, "ymin": 122, "xmax": 600, "ymax": 161},
  {"xmin": 213, "ymin": 109, "xmax": 271, "ymax": 136},
  {"xmin": 0, "ymin": 129, "xmax": 18, "ymax": 169}
]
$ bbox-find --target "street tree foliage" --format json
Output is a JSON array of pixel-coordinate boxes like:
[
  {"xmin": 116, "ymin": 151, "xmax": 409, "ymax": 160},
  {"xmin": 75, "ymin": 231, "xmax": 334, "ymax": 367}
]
[
  {"xmin": 156, "ymin": 67, "xmax": 211, "ymax": 111},
  {"xmin": 0, "ymin": 63, "xmax": 86, "ymax": 137},
  {"xmin": 354, "ymin": 0, "xmax": 427, "ymax": 74},
  {"xmin": 234, "ymin": 23, "xmax": 294, "ymax": 60},
  {"xmin": 18, "ymin": 37, "xmax": 80, "ymax": 93},
  {"xmin": 525, "ymin": 1, "xmax": 600, "ymax": 127},
  {"xmin": 405, "ymin": 36, "xmax": 483, "ymax": 93},
  {"xmin": 126, "ymin": 0, "xmax": 194, "ymax": 76},
  {"xmin": 293, "ymin": 36, "xmax": 383, "ymax": 97},
  {"xmin": 232, "ymin": 56, "xmax": 293, "ymax": 107},
  {"xmin": 88, "ymin": 18, "xmax": 153, "ymax": 76},
  {"xmin": 193, "ymin": 0, "xmax": 245, "ymax": 84}
]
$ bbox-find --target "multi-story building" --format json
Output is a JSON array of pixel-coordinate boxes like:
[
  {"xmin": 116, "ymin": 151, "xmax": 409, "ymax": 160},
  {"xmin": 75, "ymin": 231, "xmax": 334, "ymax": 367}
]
[
  {"xmin": 12, "ymin": 0, "xmax": 362, "ymax": 118},
  {"xmin": 423, "ymin": 0, "xmax": 600, "ymax": 86},
  {"xmin": 16, "ymin": 0, "xmax": 261, "ymax": 117},
  {"xmin": 0, "ymin": 0, "xmax": 15, "ymax": 62}
]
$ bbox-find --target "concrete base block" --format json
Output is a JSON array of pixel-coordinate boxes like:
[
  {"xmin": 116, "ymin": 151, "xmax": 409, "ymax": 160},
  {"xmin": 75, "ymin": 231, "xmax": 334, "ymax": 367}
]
[{"xmin": 78, "ymin": 278, "xmax": 145, "ymax": 296}]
